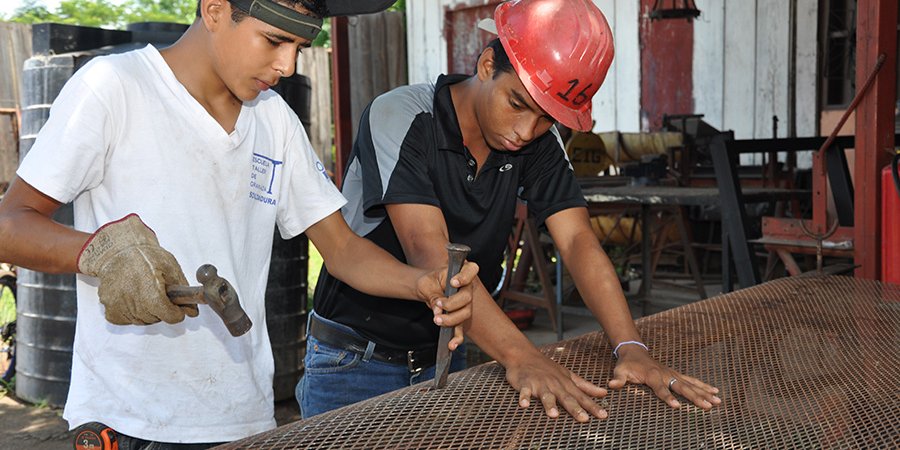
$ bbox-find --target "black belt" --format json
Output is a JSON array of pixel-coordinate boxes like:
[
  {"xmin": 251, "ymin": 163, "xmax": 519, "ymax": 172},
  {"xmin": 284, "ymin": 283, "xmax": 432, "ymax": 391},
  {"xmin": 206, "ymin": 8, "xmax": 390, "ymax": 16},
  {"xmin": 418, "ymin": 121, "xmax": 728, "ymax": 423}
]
[{"xmin": 308, "ymin": 315, "xmax": 437, "ymax": 373}]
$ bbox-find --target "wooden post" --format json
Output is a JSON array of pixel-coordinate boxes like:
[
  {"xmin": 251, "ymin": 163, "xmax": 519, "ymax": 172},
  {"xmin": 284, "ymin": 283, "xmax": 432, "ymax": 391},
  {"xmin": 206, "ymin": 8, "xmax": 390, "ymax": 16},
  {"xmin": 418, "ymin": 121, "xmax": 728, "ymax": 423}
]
[
  {"xmin": 331, "ymin": 16, "xmax": 352, "ymax": 188},
  {"xmin": 854, "ymin": 0, "xmax": 898, "ymax": 279}
]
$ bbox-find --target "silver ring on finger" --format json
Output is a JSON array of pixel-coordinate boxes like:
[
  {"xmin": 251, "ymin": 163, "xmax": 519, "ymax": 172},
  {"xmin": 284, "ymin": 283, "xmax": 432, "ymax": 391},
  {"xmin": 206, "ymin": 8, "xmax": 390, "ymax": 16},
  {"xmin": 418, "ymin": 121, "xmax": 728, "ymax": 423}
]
[{"xmin": 668, "ymin": 377, "xmax": 677, "ymax": 390}]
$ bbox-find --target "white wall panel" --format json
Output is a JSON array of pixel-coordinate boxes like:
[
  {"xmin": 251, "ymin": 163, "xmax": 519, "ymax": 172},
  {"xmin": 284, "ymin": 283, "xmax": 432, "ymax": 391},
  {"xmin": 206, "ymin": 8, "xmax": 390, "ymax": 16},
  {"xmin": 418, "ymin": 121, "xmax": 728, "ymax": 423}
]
[
  {"xmin": 607, "ymin": 0, "xmax": 641, "ymax": 133},
  {"xmin": 692, "ymin": 0, "xmax": 725, "ymax": 130},
  {"xmin": 722, "ymin": 0, "xmax": 758, "ymax": 140},
  {"xmin": 592, "ymin": 0, "xmax": 618, "ymax": 131},
  {"xmin": 406, "ymin": 0, "xmax": 446, "ymax": 85},
  {"xmin": 754, "ymin": 0, "xmax": 791, "ymax": 139},
  {"xmin": 794, "ymin": 0, "xmax": 819, "ymax": 169},
  {"xmin": 694, "ymin": 0, "xmax": 819, "ymax": 168}
]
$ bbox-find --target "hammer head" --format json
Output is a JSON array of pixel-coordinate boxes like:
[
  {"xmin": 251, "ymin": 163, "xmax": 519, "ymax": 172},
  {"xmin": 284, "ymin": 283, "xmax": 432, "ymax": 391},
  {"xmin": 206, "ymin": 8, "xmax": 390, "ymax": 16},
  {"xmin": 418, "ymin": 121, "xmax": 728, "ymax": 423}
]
[{"xmin": 196, "ymin": 264, "xmax": 252, "ymax": 337}]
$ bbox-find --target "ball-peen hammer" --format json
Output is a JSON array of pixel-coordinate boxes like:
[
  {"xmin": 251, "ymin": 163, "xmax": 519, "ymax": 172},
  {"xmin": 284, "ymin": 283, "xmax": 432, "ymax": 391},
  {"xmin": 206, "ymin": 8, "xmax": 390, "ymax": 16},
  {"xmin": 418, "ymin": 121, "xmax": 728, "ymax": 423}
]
[{"xmin": 165, "ymin": 264, "xmax": 252, "ymax": 337}]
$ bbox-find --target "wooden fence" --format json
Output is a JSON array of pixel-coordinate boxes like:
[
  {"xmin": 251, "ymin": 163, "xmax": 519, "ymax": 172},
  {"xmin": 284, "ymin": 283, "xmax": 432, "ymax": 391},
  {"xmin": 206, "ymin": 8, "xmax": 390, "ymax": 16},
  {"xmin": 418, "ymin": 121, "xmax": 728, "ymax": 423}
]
[
  {"xmin": 346, "ymin": 11, "xmax": 408, "ymax": 140},
  {"xmin": 299, "ymin": 11, "xmax": 408, "ymax": 174},
  {"xmin": 297, "ymin": 46, "xmax": 334, "ymax": 173},
  {"xmin": 0, "ymin": 22, "xmax": 32, "ymax": 189}
]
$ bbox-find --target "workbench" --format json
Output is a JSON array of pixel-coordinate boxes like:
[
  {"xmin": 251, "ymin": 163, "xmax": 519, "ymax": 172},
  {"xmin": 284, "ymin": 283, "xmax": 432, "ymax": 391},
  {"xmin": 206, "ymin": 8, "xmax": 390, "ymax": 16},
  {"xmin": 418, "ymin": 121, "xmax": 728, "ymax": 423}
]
[
  {"xmin": 580, "ymin": 184, "xmax": 808, "ymax": 303},
  {"xmin": 216, "ymin": 275, "xmax": 899, "ymax": 449}
]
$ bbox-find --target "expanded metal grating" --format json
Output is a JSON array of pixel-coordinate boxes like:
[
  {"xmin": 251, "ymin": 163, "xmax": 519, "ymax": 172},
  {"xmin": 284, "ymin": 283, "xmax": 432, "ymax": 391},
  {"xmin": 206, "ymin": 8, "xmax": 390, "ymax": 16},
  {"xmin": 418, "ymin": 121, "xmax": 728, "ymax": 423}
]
[{"xmin": 217, "ymin": 276, "xmax": 900, "ymax": 449}]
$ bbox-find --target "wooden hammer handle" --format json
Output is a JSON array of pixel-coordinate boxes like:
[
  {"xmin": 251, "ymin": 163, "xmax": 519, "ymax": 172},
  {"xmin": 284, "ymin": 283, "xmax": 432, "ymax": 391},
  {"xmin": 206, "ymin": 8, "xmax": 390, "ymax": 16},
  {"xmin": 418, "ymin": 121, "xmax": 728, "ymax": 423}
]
[{"xmin": 166, "ymin": 285, "xmax": 206, "ymax": 305}]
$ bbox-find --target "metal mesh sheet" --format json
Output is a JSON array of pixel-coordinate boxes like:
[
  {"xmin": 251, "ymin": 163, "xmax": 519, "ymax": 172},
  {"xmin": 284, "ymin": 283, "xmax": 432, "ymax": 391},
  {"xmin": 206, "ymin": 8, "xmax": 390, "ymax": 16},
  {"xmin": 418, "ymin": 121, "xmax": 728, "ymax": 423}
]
[{"xmin": 217, "ymin": 276, "xmax": 900, "ymax": 449}]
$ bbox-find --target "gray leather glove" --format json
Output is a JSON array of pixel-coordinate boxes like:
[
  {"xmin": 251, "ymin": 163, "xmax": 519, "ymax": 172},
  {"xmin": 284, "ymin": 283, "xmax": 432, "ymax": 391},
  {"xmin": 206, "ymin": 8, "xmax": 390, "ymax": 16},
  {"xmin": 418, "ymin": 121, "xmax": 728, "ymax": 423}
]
[{"xmin": 77, "ymin": 214, "xmax": 198, "ymax": 325}]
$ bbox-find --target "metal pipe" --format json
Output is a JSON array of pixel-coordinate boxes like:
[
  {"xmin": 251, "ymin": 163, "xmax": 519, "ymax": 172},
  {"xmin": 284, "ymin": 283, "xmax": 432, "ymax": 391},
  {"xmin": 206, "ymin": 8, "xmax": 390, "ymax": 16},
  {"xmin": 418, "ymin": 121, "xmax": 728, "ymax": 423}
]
[{"xmin": 815, "ymin": 53, "xmax": 887, "ymax": 173}]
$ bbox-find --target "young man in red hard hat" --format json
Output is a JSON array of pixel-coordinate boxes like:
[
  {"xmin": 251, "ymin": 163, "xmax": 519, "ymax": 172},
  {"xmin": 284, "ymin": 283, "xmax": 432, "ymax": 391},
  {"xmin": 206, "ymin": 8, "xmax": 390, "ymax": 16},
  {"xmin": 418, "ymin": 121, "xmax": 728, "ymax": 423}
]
[
  {"xmin": 298, "ymin": 0, "xmax": 722, "ymax": 421},
  {"xmin": 0, "ymin": 0, "xmax": 479, "ymax": 447}
]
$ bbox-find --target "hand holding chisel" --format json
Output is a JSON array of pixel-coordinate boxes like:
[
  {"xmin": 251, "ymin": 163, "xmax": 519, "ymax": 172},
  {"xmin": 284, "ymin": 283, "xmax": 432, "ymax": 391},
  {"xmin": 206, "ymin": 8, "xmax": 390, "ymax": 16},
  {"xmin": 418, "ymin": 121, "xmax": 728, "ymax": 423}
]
[{"xmin": 433, "ymin": 243, "xmax": 471, "ymax": 389}]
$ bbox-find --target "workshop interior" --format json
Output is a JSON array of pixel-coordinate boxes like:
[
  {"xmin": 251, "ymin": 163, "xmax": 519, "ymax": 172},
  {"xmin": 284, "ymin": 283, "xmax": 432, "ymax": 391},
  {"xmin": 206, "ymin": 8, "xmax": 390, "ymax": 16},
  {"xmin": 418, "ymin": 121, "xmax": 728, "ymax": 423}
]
[{"xmin": 0, "ymin": 0, "xmax": 898, "ymax": 448}]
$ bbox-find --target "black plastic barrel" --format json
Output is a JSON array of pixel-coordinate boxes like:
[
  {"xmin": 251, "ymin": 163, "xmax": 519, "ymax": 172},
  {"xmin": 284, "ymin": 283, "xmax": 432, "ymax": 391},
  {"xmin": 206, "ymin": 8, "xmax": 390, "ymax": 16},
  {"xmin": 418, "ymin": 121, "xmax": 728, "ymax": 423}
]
[
  {"xmin": 265, "ymin": 232, "xmax": 309, "ymax": 401},
  {"xmin": 267, "ymin": 75, "xmax": 312, "ymax": 401},
  {"xmin": 274, "ymin": 74, "xmax": 312, "ymax": 131},
  {"xmin": 16, "ymin": 53, "xmax": 79, "ymax": 407}
]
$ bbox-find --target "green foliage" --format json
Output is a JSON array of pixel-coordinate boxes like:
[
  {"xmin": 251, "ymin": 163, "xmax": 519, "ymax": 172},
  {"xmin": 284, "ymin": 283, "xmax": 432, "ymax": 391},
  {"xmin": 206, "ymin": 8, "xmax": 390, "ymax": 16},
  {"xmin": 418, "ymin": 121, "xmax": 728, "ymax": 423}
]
[
  {"xmin": 8, "ymin": 0, "xmax": 59, "ymax": 24},
  {"xmin": 310, "ymin": 19, "xmax": 329, "ymax": 47},
  {"xmin": 6, "ymin": 0, "xmax": 403, "ymax": 29},
  {"xmin": 122, "ymin": 0, "xmax": 197, "ymax": 25},
  {"xmin": 6, "ymin": 0, "xmax": 196, "ymax": 28},
  {"xmin": 0, "ymin": 287, "xmax": 14, "ymax": 327},
  {"xmin": 5, "ymin": 0, "xmax": 403, "ymax": 45},
  {"xmin": 55, "ymin": 0, "xmax": 126, "ymax": 27},
  {"xmin": 0, "ymin": 377, "xmax": 12, "ymax": 398},
  {"xmin": 387, "ymin": 0, "xmax": 404, "ymax": 12},
  {"xmin": 308, "ymin": 242, "xmax": 323, "ymax": 310}
]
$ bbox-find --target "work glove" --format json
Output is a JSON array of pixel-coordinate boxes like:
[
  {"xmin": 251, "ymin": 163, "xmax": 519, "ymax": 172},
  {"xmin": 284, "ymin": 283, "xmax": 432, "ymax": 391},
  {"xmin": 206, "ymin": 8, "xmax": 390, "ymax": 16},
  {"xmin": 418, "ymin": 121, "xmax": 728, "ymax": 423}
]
[{"xmin": 77, "ymin": 214, "xmax": 198, "ymax": 325}]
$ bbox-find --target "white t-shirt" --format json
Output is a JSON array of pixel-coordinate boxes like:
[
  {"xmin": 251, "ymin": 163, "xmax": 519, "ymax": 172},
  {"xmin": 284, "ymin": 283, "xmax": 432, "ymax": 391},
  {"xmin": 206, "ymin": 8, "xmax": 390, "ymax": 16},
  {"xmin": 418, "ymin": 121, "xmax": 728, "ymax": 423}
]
[{"xmin": 17, "ymin": 45, "xmax": 346, "ymax": 443}]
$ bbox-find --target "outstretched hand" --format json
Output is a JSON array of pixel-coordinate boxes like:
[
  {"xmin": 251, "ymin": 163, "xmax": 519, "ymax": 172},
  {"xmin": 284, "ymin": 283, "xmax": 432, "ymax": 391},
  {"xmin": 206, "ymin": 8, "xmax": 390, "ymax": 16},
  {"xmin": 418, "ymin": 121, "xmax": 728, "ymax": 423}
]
[
  {"xmin": 609, "ymin": 345, "xmax": 721, "ymax": 410},
  {"xmin": 505, "ymin": 351, "xmax": 608, "ymax": 422},
  {"xmin": 417, "ymin": 260, "xmax": 479, "ymax": 350}
]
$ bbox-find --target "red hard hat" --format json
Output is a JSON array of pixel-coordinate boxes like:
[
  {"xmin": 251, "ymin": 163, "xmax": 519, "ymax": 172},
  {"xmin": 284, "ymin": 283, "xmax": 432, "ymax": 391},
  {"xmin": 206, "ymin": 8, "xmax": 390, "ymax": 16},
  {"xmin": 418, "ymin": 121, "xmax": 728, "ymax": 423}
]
[{"xmin": 488, "ymin": 0, "xmax": 614, "ymax": 132}]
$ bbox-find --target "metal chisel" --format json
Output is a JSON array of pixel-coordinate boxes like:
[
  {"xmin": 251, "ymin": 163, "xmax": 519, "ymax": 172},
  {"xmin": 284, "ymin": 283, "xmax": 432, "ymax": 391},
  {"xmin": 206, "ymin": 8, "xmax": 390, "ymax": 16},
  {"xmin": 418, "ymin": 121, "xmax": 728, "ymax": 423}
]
[{"xmin": 433, "ymin": 243, "xmax": 471, "ymax": 389}]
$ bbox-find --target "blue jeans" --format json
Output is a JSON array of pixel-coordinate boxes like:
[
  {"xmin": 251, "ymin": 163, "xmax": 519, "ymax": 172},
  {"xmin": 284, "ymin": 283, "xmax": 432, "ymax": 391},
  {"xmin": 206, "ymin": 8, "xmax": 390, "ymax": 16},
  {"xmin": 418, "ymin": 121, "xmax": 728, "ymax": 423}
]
[{"xmin": 296, "ymin": 312, "xmax": 467, "ymax": 418}]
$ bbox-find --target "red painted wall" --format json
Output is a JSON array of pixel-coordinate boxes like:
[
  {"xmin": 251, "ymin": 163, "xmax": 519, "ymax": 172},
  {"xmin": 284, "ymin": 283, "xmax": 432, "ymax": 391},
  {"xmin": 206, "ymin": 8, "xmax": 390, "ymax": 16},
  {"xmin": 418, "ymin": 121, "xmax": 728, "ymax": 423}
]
[{"xmin": 639, "ymin": 0, "xmax": 694, "ymax": 131}]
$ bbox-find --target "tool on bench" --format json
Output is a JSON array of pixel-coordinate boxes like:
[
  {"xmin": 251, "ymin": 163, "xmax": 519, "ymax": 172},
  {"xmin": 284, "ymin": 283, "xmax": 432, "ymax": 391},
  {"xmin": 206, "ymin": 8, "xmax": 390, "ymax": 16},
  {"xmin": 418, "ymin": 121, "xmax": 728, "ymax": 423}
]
[
  {"xmin": 166, "ymin": 264, "xmax": 252, "ymax": 337},
  {"xmin": 433, "ymin": 243, "xmax": 471, "ymax": 389}
]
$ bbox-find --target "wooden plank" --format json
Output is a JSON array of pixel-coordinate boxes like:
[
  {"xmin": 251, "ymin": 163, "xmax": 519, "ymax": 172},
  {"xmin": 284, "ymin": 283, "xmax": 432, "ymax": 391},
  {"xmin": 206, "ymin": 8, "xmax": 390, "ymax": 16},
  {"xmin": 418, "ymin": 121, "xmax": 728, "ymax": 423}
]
[
  {"xmin": 0, "ymin": 22, "xmax": 32, "ymax": 188},
  {"xmin": 723, "ymin": 0, "xmax": 757, "ymax": 141},
  {"xmin": 0, "ymin": 111, "xmax": 17, "ymax": 188},
  {"xmin": 613, "ymin": 0, "xmax": 640, "ymax": 132},
  {"xmin": 348, "ymin": 11, "xmax": 408, "ymax": 140},
  {"xmin": 297, "ymin": 47, "xmax": 333, "ymax": 173},
  {"xmin": 795, "ymin": 0, "xmax": 819, "ymax": 138},
  {"xmin": 793, "ymin": 0, "xmax": 819, "ymax": 169},
  {"xmin": 753, "ymin": 0, "xmax": 790, "ymax": 140},
  {"xmin": 592, "ymin": 0, "xmax": 618, "ymax": 132},
  {"xmin": 404, "ymin": 0, "xmax": 437, "ymax": 84},
  {"xmin": 0, "ymin": 22, "xmax": 32, "ymax": 110},
  {"xmin": 445, "ymin": 3, "xmax": 498, "ymax": 75},
  {"xmin": 639, "ymin": 0, "xmax": 694, "ymax": 131},
  {"xmin": 854, "ymin": 0, "xmax": 898, "ymax": 279},
  {"xmin": 692, "ymin": 0, "xmax": 725, "ymax": 130}
]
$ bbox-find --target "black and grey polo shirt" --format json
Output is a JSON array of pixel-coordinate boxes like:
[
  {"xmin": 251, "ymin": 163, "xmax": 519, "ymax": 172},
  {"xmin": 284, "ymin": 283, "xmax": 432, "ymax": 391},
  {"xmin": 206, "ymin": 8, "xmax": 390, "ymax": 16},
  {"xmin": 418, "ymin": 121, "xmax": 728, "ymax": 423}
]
[{"xmin": 314, "ymin": 74, "xmax": 587, "ymax": 350}]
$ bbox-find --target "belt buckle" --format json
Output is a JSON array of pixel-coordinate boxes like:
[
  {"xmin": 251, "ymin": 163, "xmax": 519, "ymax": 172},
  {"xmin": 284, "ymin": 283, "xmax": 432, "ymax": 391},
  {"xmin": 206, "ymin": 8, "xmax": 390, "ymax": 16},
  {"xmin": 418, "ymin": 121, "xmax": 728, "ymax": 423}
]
[{"xmin": 407, "ymin": 350, "xmax": 423, "ymax": 374}]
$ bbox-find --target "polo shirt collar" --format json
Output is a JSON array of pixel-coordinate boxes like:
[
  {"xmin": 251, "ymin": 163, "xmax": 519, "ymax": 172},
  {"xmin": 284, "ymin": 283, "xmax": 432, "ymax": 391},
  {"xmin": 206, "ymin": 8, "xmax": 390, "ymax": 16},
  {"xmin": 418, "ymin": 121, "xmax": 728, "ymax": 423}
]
[{"xmin": 433, "ymin": 74, "xmax": 467, "ymax": 154}]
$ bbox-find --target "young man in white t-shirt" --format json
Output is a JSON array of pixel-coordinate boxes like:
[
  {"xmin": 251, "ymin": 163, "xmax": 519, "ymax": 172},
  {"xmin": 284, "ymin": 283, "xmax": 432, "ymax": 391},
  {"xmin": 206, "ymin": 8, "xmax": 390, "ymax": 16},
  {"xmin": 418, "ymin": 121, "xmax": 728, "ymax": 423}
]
[{"xmin": 0, "ymin": 0, "xmax": 477, "ymax": 447}]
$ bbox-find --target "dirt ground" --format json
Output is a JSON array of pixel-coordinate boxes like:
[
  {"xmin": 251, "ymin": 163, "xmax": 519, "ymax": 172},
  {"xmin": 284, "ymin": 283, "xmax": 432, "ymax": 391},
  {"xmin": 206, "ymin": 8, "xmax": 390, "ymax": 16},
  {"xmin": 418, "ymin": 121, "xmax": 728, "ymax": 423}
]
[
  {"xmin": 0, "ymin": 393, "xmax": 302, "ymax": 449},
  {"xmin": 0, "ymin": 394, "xmax": 70, "ymax": 450}
]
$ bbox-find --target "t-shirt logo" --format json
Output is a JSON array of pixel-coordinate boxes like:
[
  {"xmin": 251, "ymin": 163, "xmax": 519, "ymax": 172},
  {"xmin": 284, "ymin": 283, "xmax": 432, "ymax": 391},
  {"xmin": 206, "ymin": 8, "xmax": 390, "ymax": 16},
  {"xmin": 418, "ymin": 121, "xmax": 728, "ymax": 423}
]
[{"xmin": 250, "ymin": 153, "xmax": 283, "ymax": 206}]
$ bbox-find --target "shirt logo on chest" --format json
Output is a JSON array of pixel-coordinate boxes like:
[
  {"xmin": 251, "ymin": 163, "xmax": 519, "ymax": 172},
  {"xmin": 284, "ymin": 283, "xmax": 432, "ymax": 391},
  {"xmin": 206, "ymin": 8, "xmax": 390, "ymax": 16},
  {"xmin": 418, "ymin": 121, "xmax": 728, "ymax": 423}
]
[
  {"xmin": 250, "ymin": 153, "xmax": 283, "ymax": 206},
  {"xmin": 499, "ymin": 163, "xmax": 513, "ymax": 173}
]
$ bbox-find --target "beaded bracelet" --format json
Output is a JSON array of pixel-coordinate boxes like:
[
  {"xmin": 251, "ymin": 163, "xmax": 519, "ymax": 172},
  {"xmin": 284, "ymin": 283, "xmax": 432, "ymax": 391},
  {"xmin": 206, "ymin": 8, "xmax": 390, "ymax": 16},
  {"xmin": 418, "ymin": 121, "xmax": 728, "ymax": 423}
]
[{"xmin": 613, "ymin": 340, "xmax": 648, "ymax": 359}]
